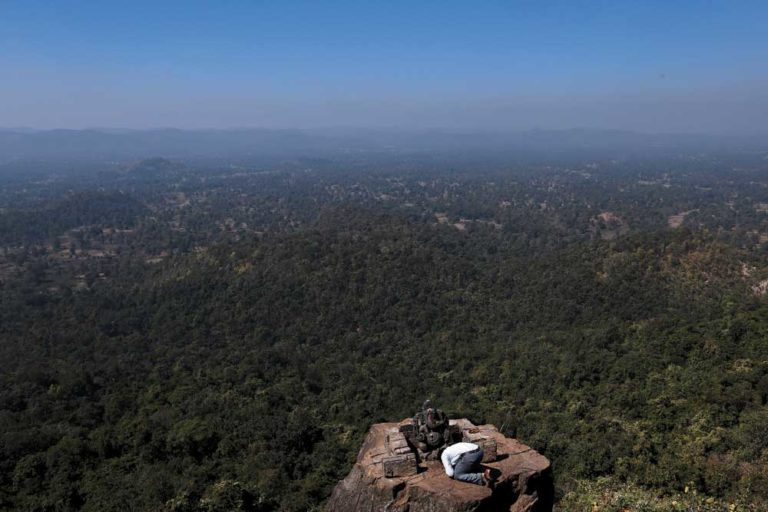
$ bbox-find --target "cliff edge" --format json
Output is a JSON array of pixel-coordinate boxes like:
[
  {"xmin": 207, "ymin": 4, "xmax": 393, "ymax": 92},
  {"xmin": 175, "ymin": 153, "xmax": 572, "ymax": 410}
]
[{"xmin": 326, "ymin": 418, "xmax": 552, "ymax": 512}]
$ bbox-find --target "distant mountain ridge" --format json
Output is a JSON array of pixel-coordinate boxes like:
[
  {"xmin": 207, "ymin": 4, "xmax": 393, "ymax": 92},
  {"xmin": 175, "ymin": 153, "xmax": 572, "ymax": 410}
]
[{"xmin": 0, "ymin": 127, "xmax": 763, "ymax": 161}]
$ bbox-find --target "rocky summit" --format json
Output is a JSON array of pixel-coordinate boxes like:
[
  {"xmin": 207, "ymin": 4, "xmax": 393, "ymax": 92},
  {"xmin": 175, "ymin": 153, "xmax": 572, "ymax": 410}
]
[{"xmin": 326, "ymin": 419, "xmax": 552, "ymax": 512}]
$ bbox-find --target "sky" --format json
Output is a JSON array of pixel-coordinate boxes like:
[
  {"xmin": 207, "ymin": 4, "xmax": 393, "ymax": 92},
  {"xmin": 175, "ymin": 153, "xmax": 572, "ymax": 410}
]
[{"xmin": 1, "ymin": 0, "xmax": 767, "ymax": 133}]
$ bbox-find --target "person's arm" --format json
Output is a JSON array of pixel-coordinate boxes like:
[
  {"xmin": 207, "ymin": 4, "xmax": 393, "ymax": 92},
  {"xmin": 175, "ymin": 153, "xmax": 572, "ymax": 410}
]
[{"xmin": 441, "ymin": 447, "xmax": 455, "ymax": 478}]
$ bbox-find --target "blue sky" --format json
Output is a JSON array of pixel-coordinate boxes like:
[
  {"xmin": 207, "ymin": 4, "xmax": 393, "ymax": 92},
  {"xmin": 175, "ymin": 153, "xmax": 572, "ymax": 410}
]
[{"xmin": 1, "ymin": 1, "xmax": 767, "ymax": 132}]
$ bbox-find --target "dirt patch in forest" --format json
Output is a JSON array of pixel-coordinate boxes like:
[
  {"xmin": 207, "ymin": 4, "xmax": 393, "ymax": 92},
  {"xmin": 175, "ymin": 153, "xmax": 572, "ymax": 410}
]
[{"xmin": 668, "ymin": 210, "xmax": 697, "ymax": 228}]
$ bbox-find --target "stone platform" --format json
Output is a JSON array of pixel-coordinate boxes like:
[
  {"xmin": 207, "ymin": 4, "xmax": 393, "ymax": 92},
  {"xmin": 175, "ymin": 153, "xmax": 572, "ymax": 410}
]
[{"xmin": 325, "ymin": 419, "xmax": 553, "ymax": 512}]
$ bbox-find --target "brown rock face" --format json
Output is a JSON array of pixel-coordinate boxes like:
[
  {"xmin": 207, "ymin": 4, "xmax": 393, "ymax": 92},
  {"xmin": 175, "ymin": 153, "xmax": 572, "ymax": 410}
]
[{"xmin": 325, "ymin": 419, "xmax": 552, "ymax": 512}]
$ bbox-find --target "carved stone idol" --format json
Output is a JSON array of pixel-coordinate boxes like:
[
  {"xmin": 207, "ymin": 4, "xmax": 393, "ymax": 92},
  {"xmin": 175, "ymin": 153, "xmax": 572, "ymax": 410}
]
[{"xmin": 404, "ymin": 400, "xmax": 457, "ymax": 458}]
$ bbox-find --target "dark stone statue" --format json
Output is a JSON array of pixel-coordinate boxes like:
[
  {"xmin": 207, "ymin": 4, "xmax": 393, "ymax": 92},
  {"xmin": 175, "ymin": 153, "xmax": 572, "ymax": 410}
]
[{"xmin": 411, "ymin": 400, "xmax": 452, "ymax": 454}]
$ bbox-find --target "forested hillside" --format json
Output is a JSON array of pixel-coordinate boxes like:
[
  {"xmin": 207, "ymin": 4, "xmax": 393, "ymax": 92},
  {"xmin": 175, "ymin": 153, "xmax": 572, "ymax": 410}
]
[{"xmin": 2, "ymin": 155, "xmax": 768, "ymax": 510}]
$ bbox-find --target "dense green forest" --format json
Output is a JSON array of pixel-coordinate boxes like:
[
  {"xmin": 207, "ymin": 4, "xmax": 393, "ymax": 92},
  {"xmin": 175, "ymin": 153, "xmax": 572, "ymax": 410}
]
[{"xmin": 2, "ymin": 154, "xmax": 768, "ymax": 511}]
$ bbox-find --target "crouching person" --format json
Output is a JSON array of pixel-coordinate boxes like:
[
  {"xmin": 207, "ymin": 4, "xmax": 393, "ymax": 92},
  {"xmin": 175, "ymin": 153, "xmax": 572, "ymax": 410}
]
[{"xmin": 440, "ymin": 442, "xmax": 493, "ymax": 486}]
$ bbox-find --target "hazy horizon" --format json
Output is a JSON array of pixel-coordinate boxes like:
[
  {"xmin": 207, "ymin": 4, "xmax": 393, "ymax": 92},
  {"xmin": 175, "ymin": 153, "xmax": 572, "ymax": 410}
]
[
  {"xmin": 0, "ymin": 124, "xmax": 766, "ymax": 138},
  {"xmin": 2, "ymin": 1, "xmax": 768, "ymax": 135}
]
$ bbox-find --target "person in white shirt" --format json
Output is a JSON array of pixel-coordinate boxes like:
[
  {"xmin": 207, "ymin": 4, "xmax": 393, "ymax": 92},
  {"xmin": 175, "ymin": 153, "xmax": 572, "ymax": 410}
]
[{"xmin": 440, "ymin": 442, "xmax": 492, "ymax": 486}]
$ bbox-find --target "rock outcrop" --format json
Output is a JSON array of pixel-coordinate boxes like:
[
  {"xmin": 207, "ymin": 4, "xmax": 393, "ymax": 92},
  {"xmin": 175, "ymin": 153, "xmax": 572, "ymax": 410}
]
[{"xmin": 326, "ymin": 418, "xmax": 552, "ymax": 512}]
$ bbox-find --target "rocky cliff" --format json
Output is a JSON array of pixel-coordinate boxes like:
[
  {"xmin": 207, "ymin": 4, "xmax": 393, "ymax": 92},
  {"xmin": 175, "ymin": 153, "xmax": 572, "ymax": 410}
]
[{"xmin": 326, "ymin": 419, "xmax": 552, "ymax": 512}]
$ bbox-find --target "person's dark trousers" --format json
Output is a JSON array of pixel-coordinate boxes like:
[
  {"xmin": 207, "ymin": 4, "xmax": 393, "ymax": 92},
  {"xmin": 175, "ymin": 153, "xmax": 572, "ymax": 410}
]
[{"xmin": 454, "ymin": 448, "xmax": 484, "ymax": 485}]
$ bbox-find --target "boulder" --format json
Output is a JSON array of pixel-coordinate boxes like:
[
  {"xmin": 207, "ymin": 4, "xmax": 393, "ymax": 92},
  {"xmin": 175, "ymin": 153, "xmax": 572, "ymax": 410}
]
[{"xmin": 326, "ymin": 419, "xmax": 552, "ymax": 512}]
